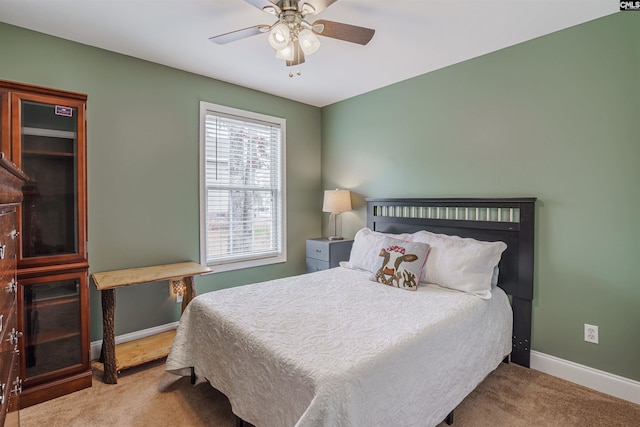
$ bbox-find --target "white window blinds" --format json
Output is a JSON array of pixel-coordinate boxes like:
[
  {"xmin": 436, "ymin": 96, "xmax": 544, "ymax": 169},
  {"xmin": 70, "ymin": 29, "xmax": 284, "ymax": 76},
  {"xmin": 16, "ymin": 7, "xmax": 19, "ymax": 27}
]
[{"xmin": 200, "ymin": 103, "xmax": 286, "ymax": 269}]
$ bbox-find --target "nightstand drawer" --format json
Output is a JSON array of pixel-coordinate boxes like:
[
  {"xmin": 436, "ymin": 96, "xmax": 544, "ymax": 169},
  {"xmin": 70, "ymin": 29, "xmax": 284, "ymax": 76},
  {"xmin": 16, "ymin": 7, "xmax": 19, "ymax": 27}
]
[
  {"xmin": 306, "ymin": 240, "xmax": 330, "ymax": 261},
  {"xmin": 306, "ymin": 258, "xmax": 329, "ymax": 273},
  {"xmin": 305, "ymin": 238, "xmax": 353, "ymax": 273}
]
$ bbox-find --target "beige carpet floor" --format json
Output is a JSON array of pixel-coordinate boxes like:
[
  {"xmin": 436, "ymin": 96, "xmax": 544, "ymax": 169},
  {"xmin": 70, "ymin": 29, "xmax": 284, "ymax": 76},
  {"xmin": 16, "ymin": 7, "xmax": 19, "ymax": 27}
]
[{"xmin": 20, "ymin": 360, "xmax": 640, "ymax": 426}]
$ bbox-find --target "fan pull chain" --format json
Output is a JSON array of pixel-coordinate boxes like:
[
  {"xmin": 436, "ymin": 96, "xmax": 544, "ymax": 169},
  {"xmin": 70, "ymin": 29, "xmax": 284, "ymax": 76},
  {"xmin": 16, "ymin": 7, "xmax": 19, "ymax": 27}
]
[{"xmin": 289, "ymin": 70, "xmax": 302, "ymax": 77}]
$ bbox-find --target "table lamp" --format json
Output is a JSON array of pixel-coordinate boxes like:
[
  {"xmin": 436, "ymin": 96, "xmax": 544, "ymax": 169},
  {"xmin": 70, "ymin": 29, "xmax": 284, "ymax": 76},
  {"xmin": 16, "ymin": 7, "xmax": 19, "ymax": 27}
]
[{"xmin": 322, "ymin": 189, "xmax": 352, "ymax": 240}]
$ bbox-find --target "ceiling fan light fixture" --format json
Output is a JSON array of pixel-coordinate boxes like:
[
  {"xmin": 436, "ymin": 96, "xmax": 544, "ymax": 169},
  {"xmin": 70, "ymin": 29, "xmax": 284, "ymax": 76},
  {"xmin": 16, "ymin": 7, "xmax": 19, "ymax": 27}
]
[
  {"xmin": 268, "ymin": 23, "xmax": 291, "ymax": 50},
  {"xmin": 209, "ymin": 0, "xmax": 375, "ymax": 70},
  {"xmin": 298, "ymin": 28, "xmax": 320, "ymax": 55},
  {"xmin": 285, "ymin": 40, "xmax": 305, "ymax": 67},
  {"xmin": 275, "ymin": 43, "xmax": 295, "ymax": 61}
]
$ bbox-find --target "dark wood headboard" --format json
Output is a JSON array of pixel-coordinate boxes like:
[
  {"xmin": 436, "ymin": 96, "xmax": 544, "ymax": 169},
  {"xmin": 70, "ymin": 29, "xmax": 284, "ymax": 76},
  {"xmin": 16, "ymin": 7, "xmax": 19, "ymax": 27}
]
[{"xmin": 366, "ymin": 197, "xmax": 536, "ymax": 367}]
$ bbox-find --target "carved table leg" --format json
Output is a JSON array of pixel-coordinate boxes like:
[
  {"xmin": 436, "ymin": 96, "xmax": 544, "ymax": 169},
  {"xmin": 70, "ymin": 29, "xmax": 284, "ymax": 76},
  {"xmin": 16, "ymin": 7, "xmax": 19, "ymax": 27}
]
[
  {"xmin": 181, "ymin": 275, "xmax": 196, "ymax": 314},
  {"xmin": 101, "ymin": 288, "xmax": 118, "ymax": 384}
]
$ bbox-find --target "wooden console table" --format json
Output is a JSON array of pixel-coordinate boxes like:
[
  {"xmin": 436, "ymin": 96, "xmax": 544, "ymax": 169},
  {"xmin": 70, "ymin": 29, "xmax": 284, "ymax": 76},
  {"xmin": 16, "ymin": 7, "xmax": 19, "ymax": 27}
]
[{"xmin": 92, "ymin": 261, "xmax": 211, "ymax": 384}]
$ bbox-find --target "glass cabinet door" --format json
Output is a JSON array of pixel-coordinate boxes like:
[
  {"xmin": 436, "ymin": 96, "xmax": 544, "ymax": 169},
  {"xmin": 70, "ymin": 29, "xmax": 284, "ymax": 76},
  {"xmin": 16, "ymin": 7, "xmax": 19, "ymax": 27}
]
[
  {"xmin": 11, "ymin": 93, "xmax": 87, "ymax": 268},
  {"xmin": 19, "ymin": 271, "xmax": 89, "ymax": 384}
]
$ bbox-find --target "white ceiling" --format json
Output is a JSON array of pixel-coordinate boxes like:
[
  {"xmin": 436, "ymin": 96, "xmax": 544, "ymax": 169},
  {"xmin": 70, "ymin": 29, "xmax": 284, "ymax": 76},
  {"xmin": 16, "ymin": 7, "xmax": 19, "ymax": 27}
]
[{"xmin": 0, "ymin": 1, "xmax": 618, "ymax": 107}]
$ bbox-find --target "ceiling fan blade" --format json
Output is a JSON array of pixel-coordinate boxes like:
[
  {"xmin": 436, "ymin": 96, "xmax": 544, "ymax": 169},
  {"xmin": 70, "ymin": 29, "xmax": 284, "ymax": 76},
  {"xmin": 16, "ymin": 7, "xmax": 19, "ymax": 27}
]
[
  {"xmin": 209, "ymin": 25, "xmax": 269, "ymax": 45},
  {"xmin": 298, "ymin": 0, "xmax": 338, "ymax": 15},
  {"xmin": 244, "ymin": 0, "xmax": 281, "ymax": 14},
  {"xmin": 313, "ymin": 19, "xmax": 375, "ymax": 45},
  {"xmin": 285, "ymin": 41, "xmax": 306, "ymax": 67}
]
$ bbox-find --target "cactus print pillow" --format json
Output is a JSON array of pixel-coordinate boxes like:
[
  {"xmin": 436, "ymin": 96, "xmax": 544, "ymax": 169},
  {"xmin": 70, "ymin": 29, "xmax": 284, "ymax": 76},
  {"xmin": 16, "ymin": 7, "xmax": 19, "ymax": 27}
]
[{"xmin": 369, "ymin": 237, "xmax": 431, "ymax": 291}]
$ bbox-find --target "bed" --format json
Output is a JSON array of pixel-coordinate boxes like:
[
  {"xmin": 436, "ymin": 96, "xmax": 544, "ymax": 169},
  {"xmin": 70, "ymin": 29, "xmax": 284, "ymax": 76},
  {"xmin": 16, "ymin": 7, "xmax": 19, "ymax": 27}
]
[{"xmin": 166, "ymin": 197, "xmax": 536, "ymax": 427}]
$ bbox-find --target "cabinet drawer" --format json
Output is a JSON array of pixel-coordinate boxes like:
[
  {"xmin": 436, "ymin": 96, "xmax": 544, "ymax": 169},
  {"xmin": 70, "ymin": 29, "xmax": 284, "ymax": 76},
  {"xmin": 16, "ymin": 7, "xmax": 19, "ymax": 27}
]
[
  {"xmin": 0, "ymin": 275, "xmax": 16, "ymax": 322},
  {"xmin": 0, "ymin": 308, "xmax": 17, "ymax": 401},
  {"xmin": 306, "ymin": 258, "xmax": 329, "ymax": 273},
  {"xmin": 0, "ymin": 212, "xmax": 16, "ymax": 275},
  {"xmin": 306, "ymin": 240, "xmax": 330, "ymax": 261},
  {"xmin": 305, "ymin": 239, "xmax": 353, "ymax": 273},
  {"xmin": 4, "ymin": 350, "xmax": 20, "ymax": 425},
  {"xmin": 0, "ymin": 293, "xmax": 15, "ymax": 340}
]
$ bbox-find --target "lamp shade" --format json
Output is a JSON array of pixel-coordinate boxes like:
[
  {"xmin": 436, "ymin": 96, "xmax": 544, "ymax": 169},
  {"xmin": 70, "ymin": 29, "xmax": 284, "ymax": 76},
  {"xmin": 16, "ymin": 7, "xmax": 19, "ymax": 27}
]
[{"xmin": 322, "ymin": 189, "xmax": 352, "ymax": 214}]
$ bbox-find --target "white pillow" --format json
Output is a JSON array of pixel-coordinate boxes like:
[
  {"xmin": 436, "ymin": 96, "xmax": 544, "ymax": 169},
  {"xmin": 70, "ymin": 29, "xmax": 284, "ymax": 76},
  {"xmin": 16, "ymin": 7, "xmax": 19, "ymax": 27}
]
[
  {"xmin": 346, "ymin": 228, "xmax": 411, "ymax": 273},
  {"xmin": 410, "ymin": 230, "xmax": 507, "ymax": 298},
  {"xmin": 491, "ymin": 266, "xmax": 500, "ymax": 288}
]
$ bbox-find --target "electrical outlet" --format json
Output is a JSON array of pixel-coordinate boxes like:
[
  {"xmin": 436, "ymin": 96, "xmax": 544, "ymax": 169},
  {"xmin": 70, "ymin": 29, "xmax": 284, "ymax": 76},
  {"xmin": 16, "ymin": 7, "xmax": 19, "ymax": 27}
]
[{"xmin": 584, "ymin": 324, "xmax": 598, "ymax": 344}]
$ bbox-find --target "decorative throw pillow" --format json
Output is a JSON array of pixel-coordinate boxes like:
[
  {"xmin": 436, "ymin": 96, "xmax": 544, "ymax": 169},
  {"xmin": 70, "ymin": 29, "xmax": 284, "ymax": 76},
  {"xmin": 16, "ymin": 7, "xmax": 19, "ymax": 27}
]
[{"xmin": 369, "ymin": 237, "xmax": 430, "ymax": 291}]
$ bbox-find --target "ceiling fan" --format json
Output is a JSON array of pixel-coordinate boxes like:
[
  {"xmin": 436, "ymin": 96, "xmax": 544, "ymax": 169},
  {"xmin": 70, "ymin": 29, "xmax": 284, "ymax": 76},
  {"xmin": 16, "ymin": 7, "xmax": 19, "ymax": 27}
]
[{"xmin": 210, "ymin": 0, "xmax": 375, "ymax": 68}]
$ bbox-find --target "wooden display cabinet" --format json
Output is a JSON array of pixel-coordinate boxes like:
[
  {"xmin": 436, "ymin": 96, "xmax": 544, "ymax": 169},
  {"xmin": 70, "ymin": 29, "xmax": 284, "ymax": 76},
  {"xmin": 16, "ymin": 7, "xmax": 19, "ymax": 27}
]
[{"xmin": 0, "ymin": 80, "xmax": 90, "ymax": 407}]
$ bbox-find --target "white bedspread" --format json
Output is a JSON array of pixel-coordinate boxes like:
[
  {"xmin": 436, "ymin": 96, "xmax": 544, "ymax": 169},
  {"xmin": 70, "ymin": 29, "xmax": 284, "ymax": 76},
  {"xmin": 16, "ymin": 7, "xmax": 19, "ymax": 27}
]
[{"xmin": 166, "ymin": 267, "xmax": 512, "ymax": 427}]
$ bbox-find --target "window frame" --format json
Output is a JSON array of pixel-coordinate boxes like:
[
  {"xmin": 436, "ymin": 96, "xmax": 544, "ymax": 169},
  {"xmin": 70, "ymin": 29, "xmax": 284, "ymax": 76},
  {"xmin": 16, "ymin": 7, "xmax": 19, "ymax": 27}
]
[{"xmin": 199, "ymin": 101, "xmax": 287, "ymax": 272}]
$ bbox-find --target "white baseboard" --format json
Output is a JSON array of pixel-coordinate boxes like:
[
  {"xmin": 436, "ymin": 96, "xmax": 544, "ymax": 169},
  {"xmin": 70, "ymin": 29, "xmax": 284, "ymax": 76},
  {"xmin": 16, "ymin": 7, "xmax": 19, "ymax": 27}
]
[
  {"xmin": 530, "ymin": 350, "xmax": 640, "ymax": 405},
  {"xmin": 90, "ymin": 321, "xmax": 179, "ymax": 361}
]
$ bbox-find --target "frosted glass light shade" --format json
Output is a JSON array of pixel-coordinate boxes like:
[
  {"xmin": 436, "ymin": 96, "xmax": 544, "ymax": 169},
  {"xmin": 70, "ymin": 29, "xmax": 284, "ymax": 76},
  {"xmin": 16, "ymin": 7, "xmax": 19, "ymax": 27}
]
[
  {"xmin": 276, "ymin": 42, "xmax": 294, "ymax": 61},
  {"xmin": 268, "ymin": 23, "xmax": 291, "ymax": 50},
  {"xmin": 298, "ymin": 28, "xmax": 320, "ymax": 55}
]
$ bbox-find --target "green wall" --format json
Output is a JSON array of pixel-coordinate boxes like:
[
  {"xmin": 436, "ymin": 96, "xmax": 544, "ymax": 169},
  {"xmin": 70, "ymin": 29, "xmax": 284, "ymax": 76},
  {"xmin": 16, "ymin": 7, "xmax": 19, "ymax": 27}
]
[
  {"xmin": 322, "ymin": 12, "xmax": 639, "ymax": 381},
  {"xmin": 2, "ymin": 11, "xmax": 638, "ymax": 383},
  {"xmin": 0, "ymin": 23, "xmax": 323, "ymax": 340}
]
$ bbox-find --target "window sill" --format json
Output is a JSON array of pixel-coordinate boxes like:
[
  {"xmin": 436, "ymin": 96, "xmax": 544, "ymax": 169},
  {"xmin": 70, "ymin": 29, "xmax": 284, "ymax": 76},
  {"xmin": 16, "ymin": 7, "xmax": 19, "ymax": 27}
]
[{"xmin": 204, "ymin": 254, "xmax": 287, "ymax": 273}]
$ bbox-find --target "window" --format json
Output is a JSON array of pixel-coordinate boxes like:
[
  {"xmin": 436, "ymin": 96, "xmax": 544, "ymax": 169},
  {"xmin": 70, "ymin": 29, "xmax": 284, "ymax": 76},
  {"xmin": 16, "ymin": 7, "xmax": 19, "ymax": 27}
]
[{"xmin": 199, "ymin": 102, "xmax": 286, "ymax": 271}]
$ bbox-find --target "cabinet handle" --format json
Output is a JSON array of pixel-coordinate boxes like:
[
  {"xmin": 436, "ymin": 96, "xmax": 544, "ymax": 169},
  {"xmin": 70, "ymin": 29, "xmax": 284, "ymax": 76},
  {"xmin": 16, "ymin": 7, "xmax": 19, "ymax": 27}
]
[
  {"xmin": 11, "ymin": 377, "xmax": 22, "ymax": 395},
  {"xmin": 7, "ymin": 328, "xmax": 22, "ymax": 346},
  {"xmin": 0, "ymin": 383, "xmax": 4, "ymax": 404},
  {"xmin": 6, "ymin": 278, "xmax": 17, "ymax": 293},
  {"xmin": 10, "ymin": 230, "xmax": 19, "ymax": 239},
  {"xmin": 0, "ymin": 244, "xmax": 4, "ymax": 259}
]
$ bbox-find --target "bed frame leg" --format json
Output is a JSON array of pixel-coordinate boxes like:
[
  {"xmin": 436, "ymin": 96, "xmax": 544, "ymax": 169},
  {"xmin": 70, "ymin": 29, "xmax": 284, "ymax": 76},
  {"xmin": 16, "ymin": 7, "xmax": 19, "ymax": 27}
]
[
  {"xmin": 190, "ymin": 367, "xmax": 196, "ymax": 384},
  {"xmin": 445, "ymin": 410, "xmax": 454, "ymax": 425}
]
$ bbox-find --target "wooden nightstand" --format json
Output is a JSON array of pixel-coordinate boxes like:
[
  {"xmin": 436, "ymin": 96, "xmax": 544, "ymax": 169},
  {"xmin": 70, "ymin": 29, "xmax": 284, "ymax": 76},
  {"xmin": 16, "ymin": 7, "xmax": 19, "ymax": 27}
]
[{"xmin": 306, "ymin": 238, "xmax": 354, "ymax": 273}]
